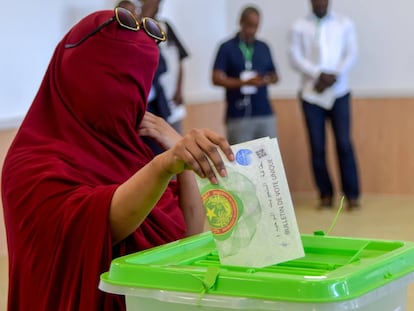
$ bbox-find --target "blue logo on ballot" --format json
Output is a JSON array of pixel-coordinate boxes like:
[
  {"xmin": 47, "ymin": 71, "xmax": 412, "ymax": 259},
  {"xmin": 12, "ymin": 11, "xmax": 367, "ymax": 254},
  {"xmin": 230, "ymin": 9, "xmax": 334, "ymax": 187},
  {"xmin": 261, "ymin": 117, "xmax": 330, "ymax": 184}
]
[{"xmin": 235, "ymin": 149, "xmax": 253, "ymax": 166}]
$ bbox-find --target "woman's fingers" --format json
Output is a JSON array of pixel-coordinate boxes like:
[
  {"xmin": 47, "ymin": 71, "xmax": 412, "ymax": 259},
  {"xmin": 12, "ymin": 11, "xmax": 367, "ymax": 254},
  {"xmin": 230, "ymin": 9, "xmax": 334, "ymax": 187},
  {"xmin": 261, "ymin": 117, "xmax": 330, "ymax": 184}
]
[
  {"xmin": 199, "ymin": 128, "xmax": 235, "ymax": 162},
  {"xmin": 139, "ymin": 112, "xmax": 182, "ymax": 149},
  {"xmin": 176, "ymin": 128, "xmax": 234, "ymax": 184}
]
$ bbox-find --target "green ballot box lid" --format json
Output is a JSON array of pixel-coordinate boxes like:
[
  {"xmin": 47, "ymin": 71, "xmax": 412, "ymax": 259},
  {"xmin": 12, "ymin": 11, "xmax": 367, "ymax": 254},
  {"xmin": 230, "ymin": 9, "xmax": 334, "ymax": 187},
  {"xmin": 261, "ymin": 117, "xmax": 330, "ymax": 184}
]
[{"xmin": 100, "ymin": 231, "xmax": 414, "ymax": 303}]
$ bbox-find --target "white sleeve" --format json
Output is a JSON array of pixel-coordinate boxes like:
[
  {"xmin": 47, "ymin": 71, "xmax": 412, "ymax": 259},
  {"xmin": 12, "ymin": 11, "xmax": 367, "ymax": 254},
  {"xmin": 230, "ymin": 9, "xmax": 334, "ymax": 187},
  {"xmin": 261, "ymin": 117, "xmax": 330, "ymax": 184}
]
[
  {"xmin": 288, "ymin": 22, "xmax": 321, "ymax": 79},
  {"xmin": 335, "ymin": 19, "xmax": 358, "ymax": 75}
]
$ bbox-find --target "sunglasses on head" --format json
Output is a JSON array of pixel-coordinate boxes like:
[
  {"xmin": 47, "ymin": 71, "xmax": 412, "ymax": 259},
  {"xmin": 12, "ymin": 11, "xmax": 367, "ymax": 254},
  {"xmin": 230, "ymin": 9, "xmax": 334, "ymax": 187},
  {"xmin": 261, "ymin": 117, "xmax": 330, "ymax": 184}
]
[{"xmin": 65, "ymin": 7, "xmax": 166, "ymax": 49}]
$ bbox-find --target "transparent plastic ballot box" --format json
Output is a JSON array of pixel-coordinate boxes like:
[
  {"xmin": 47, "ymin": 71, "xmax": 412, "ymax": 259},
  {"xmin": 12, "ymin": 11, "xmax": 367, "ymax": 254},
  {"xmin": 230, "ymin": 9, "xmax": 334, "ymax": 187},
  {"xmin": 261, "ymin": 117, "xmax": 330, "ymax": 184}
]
[{"xmin": 99, "ymin": 232, "xmax": 414, "ymax": 310}]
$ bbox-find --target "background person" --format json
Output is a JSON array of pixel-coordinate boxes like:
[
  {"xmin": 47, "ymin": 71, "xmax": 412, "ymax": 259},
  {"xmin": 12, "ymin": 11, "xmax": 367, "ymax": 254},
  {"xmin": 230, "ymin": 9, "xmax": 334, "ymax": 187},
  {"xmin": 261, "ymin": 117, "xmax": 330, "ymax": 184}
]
[
  {"xmin": 116, "ymin": 0, "xmax": 138, "ymax": 15},
  {"xmin": 288, "ymin": 0, "xmax": 360, "ymax": 210},
  {"xmin": 212, "ymin": 5, "xmax": 279, "ymax": 145},
  {"xmin": 141, "ymin": 0, "xmax": 189, "ymax": 134}
]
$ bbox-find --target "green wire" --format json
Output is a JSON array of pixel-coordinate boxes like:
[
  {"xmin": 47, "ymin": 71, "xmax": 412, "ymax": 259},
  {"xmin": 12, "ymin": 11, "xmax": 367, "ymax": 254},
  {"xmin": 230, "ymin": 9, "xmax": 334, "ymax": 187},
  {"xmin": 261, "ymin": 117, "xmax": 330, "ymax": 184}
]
[{"xmin": 327, "ymin": 196, "xmax": 345, "ymax": 235}]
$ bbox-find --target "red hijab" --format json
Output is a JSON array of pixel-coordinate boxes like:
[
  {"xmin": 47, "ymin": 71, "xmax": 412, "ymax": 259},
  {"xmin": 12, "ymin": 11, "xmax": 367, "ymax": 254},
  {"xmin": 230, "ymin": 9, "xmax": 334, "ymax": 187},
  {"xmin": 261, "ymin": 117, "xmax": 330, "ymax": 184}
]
[{"xmin": 2, "ymin": 10, "xmax": 186, "ymax": 310}]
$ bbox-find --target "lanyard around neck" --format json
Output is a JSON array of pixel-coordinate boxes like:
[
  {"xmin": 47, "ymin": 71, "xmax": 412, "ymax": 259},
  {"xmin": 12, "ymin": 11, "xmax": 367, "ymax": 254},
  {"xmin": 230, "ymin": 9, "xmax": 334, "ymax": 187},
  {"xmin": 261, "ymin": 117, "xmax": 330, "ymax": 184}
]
[
  {"xmin": 239, "ymin": 41, "xmax": 254, "ymax": 69},
  {"xmin": 315, "ymin": 18, "xmax": 322, "ymax": 40}
]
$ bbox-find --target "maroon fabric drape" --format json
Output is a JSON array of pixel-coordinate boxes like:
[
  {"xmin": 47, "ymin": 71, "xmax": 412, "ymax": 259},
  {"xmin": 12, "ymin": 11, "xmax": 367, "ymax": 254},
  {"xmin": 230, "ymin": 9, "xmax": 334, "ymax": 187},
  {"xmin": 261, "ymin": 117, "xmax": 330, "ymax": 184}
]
[{"xmin": 1, "ymin": 10, "xmax": 186, "ymax": 310}]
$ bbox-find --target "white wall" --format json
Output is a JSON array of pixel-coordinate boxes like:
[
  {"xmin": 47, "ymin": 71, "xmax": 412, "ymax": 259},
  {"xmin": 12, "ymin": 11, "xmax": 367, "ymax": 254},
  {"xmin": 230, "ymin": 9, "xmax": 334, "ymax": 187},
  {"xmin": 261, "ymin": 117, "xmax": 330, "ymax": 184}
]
[
  {"xmin": 0, "ymin": 0, "xmax": 111, "ymax": 127},
  {"xmin": 159, "ymin": 0, "xmax": 228, "ymax": 102},
  {"xmin": 1, "ymin": 0, "xmax": 414, "ymax": 128},
  {"xmin": 1, "ymin": 1, "xmax": 62, "ymax": 123}
]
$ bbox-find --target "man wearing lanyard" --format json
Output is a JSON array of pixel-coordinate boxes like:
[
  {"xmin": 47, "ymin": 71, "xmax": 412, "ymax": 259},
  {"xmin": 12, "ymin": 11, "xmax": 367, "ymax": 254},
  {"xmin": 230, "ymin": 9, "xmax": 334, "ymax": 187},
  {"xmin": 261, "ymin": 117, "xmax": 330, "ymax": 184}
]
[
  {"xmin": 288, "ymin": 0, "xmax": 360, "ymax": 210},
  {"xmin": 212, "ymin": 5, "xmax": 279, "ymax": 145}
]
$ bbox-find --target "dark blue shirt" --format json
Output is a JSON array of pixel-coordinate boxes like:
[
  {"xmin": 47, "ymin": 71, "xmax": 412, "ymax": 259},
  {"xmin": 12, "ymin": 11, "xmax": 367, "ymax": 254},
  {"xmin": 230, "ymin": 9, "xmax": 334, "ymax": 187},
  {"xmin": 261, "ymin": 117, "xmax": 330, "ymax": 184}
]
[{"xmin": 213, "ymin": 34, "xmax": 277, "ymax": 120}]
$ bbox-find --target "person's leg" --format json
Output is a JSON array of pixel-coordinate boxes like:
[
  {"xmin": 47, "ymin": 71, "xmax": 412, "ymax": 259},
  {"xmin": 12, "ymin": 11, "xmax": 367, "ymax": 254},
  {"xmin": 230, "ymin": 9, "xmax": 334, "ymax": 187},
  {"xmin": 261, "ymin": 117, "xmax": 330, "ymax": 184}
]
[
  {"xmin": 330, "ymin": 93, "xmax": 360, "ymax": 205},
  {"xmin": 253, "ymin": 115, "xmax": 277, "ymax": 139},
  {"xmin": 302, "ymin": 100, "xmax": 333, "ymax": 204},
  {"xmin": 226, "ymin": 118, "xmax": 255, "ymax": 145}
]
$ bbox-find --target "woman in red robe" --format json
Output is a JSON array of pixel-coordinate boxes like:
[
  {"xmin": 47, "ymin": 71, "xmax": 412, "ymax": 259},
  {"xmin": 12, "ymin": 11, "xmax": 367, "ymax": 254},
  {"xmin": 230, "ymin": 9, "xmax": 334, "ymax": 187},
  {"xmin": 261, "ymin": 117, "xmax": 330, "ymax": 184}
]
[{"xmin": 1, "ymin": 5, "xmax": 233, "ymax": 311}]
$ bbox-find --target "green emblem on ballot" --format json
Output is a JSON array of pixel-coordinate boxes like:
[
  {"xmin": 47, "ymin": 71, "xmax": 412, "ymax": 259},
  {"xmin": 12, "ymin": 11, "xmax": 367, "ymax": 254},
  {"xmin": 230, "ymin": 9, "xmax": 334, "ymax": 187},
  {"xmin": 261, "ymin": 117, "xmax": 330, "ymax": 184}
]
[
  {"xmin": 202, "ymin": 186, "xmax": 243, "ymax": 240},
  {"xmin": 199, "ymin": 169, "xmax": 261, "ymax": 256}
]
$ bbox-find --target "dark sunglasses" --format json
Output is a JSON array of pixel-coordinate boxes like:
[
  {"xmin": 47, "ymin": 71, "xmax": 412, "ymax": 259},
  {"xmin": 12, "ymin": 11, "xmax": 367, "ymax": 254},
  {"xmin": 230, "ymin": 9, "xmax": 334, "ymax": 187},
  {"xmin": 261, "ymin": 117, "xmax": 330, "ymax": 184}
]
[{"xmin": 65, "ymin": 7, "xmax": 166, "ymax": 49}]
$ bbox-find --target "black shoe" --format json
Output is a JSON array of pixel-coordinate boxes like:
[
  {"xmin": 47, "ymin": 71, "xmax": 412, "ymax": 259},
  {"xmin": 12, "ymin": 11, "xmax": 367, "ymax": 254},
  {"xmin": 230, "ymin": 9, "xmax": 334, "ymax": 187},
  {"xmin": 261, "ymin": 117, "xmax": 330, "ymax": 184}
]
[{"xmin": 347, "ymin": 198, "xmax": 360, "ymax": 211}]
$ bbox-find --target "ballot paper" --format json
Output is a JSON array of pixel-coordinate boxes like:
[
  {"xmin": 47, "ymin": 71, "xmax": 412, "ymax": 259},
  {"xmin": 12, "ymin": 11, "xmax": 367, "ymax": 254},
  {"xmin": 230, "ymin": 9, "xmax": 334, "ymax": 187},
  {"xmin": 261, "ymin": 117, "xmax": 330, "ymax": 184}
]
[
  {"xmin": 302, "ymin": 80, "xmax": 336, "ymax": 110},
  {"xmin": 197, "ymin": 137, "xmax": 304, "ymax": 268}
]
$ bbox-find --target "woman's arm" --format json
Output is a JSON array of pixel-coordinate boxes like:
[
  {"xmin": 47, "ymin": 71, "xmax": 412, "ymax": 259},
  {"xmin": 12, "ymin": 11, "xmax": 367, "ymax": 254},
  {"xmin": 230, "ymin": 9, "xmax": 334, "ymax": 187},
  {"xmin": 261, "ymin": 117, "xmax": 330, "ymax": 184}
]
[
  {"xmin": 176, "ymin": 170, "xmax": 205, "ymax": 236},
  {"xmin": 109, "ymin": 155, "xmax": 175, "ymax": 245}
]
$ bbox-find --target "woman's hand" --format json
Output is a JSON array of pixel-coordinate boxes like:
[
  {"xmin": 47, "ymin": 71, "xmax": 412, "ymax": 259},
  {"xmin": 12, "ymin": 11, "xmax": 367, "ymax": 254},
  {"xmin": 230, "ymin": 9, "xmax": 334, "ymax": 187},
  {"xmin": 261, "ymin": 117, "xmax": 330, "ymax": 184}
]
[
  {"xmin": 138, "ymin": 111, "xmax": 182, "ymax": 150},
  {"xmin": 158, "ymin": 128, "xmax": 234, "ymax": 184}
]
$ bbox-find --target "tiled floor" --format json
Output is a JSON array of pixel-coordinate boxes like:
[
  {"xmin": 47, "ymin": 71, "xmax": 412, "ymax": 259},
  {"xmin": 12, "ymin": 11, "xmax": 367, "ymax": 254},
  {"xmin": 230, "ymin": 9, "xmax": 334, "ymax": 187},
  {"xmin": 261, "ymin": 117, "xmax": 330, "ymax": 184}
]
[{"xmin": 1, "ymin": 194, "xmax": 414, "ymax": 310}]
